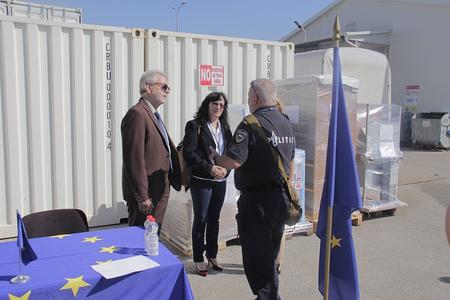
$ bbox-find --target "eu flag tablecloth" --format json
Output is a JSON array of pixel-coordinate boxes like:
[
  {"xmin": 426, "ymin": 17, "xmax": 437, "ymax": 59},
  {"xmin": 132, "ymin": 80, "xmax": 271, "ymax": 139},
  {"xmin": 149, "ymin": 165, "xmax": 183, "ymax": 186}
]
[{"xmin": 0, "ymin": 226, "xmax": 194, "ymax": 299}]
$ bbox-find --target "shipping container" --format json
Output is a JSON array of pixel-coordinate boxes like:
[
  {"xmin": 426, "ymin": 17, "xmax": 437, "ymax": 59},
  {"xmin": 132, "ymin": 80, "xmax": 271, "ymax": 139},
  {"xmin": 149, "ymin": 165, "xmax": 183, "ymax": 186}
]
[
  {"xmin": 0, "ymin": 15, "xmax": 144, "ymax": 238},
  {"xmin": 0, "ymin": 0, "xmax": 82, "ymax": 23},
  {"xmin": 145, "ymin": 28, "xmax": 294, "ymax": 142},
  {"xmin": 0, "ymin": 15, "xmax": 294, "ymax": 238}
]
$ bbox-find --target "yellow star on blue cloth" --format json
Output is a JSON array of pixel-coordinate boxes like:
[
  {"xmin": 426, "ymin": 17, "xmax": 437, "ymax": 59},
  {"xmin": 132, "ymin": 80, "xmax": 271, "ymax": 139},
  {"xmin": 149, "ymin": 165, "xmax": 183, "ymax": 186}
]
[
  {"xmin": 8, "ymin": 291, "xmax": 31, "ymax": 300},
  {"xmin": 96, "ymin": 259, "xmax": 113, "ymax": 265},
  {"xmin": 99, "ymin": 245, "xmax": 118, "ymax": 253},
  {"xmin": 82, "ymin": 236, "xmax": 103, "ymax": 243},
  {"xmin": 50, "ymin": 234, "xmax": 71, "ymax": 239},
  {"xmin": 60, "ymin": 275, "xmax": 90, "ymax": 296},
  {"xmin": 330, "ymin": 235, "xmax": 342, "ymax": 248}
]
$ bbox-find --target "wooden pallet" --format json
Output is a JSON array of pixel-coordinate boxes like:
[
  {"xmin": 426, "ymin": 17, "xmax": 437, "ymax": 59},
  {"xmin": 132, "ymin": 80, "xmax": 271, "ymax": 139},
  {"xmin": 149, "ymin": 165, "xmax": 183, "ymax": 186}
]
[
  {"xmin": 308, "ymin": 211, "xmax": 362, "ymax": 233},
  {"xmin": 362, "ymin": 208, "xmax": 397, "ymax": 219},
  {"xmin": 351, "ymin": 211, "xmax": 363, "ymax": 226},
  {"xmin": 285, "ymin": 223, "xmax": 315, "ymax": 237},
  {"xmin": 161, "ymin": 235, "xmax": 227, "ymax": 257}
]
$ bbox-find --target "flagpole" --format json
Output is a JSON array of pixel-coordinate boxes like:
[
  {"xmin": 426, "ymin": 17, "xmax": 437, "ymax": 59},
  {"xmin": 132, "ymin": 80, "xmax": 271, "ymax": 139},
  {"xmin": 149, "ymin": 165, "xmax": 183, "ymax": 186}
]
[
  {"xmin": 323, "ymin": 206, "xmax": 333, "ymax": 300},
  {"xmin": 10, "ymin": 210, "xmax": 31, "ymax": 284},
  {"xmin": 18, "ymin": 248, "xmax": 22, "ymax": 275},
  {"xmin": 323, "ymin": 14, "xmax": 341, "ymax": 300},
  {"xmin": 11, "ymin": 248, "xmax": 30, "ymax": 284}
]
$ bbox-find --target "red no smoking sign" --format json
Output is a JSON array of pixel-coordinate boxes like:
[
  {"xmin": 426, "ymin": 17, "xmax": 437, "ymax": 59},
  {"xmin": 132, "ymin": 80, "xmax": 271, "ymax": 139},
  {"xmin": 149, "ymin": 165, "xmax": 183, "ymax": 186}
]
[{"xmin": 199, "ymin": 64, "xmax": 224, "ymax": 86}]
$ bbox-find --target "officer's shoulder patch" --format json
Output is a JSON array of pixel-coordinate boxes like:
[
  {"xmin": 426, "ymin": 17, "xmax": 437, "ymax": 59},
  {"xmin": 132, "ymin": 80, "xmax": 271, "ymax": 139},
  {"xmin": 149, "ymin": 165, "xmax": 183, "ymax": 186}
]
[{"xmin": 235, "ymin": 129, "xmax": 248, "ymax": 143}]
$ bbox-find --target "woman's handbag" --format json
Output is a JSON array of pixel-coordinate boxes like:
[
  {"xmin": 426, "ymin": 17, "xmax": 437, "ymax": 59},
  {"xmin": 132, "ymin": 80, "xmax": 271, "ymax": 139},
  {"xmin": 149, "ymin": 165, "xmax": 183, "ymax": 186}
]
[
  {"xmin": 244, "ymin": 115, "xmax": 302, "ymax": 226},
  {"xmin": 177, "ymin": 145, "xmax": 192, "ymax": 188},
  {"xmin": 177, "ymin": 124, "xmax": 201, "ymax": 189}
]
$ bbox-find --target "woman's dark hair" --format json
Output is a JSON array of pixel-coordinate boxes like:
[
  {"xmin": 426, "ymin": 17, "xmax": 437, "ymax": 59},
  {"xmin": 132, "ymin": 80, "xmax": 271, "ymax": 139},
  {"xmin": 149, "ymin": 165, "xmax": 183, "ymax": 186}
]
[{"xmin": 194, "ymin": 92, "xmax": 229, "ymax": 126}]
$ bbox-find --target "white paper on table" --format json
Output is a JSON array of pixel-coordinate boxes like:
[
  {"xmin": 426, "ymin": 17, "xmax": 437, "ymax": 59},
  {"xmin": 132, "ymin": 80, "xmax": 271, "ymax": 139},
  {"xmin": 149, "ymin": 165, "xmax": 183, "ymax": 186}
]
[{"xmin": 91, "ymin": 255, "xmax": 160, "ymax": 279}]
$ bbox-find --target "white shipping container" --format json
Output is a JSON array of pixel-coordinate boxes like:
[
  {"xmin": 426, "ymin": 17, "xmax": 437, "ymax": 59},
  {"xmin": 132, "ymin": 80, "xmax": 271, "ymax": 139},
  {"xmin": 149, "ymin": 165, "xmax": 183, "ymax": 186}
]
[
  {"xmin": 0, "ymin": 15, "xmax": 294, "ymax": 238},
  {"xmin": 0, "ymin": 15, "xmax": 144, "ymax": 238},
  {"xmin": 0, "ymin": 0, "xmax": 82, "ymax": 23},
  {"xmin": 145, "ymin": 29, "xmax": 294, "ymax": 142},
  {"xmin": 148, "ymin": 29, "xmax": 294, "ymax": 251}
]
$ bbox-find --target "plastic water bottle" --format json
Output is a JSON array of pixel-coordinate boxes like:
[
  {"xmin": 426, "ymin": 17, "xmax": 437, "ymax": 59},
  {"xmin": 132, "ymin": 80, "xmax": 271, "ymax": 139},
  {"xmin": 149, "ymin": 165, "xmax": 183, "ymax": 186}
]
[{"xmin": 144, "ymin": 215, "xmax": 159, "ymax": 256}]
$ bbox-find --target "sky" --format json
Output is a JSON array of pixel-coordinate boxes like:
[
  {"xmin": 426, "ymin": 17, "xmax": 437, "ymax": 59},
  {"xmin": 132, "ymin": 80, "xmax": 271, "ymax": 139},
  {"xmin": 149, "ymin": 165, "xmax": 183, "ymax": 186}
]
[{"xmin": 30, "ymin": 0, "xmax": 335, "ymax": 41}]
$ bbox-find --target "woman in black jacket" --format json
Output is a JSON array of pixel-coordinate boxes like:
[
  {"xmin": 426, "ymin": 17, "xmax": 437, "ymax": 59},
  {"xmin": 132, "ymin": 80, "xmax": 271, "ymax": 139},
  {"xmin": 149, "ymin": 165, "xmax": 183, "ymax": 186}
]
[{"xmin": 182, "ymin": 92, "xmax": 232, "ymax": 277}]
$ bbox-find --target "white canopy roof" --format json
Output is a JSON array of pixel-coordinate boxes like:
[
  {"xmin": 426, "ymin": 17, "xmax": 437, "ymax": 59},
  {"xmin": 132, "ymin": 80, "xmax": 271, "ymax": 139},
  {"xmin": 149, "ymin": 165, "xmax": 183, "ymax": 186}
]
[{"xmin": 294, "ymin": 47, "xmax": 391, "ymax": 105}]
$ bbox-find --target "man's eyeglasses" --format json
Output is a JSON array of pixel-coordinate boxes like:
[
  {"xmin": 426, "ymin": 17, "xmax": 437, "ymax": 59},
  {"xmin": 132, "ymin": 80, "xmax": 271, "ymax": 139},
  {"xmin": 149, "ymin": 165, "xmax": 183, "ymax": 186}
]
[
  {"xmin": 211, "ymin": 102, "xmax": 225, "ymax": 109},
  {"xmin": 150, "ymin": 82, "xmax": 170, "ymax": 93}
]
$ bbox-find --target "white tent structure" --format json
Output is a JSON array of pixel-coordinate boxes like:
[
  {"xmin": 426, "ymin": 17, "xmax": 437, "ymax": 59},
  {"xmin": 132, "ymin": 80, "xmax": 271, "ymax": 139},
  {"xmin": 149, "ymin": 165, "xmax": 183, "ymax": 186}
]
[{"xmin": 294, "ymin": 47, "xmax": 391, "ymax": 105}]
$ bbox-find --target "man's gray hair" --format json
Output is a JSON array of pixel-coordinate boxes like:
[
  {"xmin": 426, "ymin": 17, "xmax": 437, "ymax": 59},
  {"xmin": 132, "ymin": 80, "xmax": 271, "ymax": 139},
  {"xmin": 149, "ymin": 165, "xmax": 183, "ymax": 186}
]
[
  {"xmin": 251, "ymin": 79, "xmax": 277, "ymax": 105},
  {"xmin": 139, "ymin": 70, "xmax": 167, "ymax": 95}
]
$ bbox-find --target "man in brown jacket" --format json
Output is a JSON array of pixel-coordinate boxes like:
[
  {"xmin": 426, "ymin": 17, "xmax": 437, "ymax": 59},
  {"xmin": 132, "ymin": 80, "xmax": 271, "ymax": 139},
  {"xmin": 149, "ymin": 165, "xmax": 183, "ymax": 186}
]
[{"xmin": 121, "ymin": 70, "xmax": 181, "ymax": 230}]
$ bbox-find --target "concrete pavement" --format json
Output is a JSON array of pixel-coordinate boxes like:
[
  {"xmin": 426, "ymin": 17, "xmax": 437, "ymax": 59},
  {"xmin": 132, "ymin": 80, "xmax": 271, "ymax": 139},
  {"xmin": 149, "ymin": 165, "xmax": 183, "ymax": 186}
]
[
  {"xmin": 169, "ymin": 148, "xmax": 450, "ymax": 300},
  {"xmin": 3, "ymin": 148, "xmax": 448, "ymax": 299}
]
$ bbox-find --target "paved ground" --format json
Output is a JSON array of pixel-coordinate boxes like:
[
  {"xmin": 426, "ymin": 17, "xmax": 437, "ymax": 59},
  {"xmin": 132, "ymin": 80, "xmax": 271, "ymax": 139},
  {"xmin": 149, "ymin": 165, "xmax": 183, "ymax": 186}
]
[
  {"xmin": 169, "ymin": 148, "xmax": 450, "ymax": 300},
  {"xmin": 3, "ymin": 148, "xmax": 449, "ymax": 299}
]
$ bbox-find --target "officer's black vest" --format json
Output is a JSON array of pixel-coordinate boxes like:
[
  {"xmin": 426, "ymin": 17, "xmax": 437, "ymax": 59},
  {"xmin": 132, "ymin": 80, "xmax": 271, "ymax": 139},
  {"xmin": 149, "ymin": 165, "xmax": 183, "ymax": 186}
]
[{"xmin": 234, "ymin": 108, "xmax": 294, "ymax": 191}]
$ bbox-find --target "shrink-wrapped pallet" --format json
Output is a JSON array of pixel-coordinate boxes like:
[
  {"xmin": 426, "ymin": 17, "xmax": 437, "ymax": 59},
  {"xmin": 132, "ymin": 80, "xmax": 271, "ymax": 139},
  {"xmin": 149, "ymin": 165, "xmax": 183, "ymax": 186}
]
[
  {"xmin": 161, "ymin": 171, "xmax": 239, "ymax": 255},
  {"xmin": 276, "ymin": 75, "xmax": 359, "ymax": 220},
  {"xmin": 355, "ymin": 104, "xmax": 406, "ymax": 212}
]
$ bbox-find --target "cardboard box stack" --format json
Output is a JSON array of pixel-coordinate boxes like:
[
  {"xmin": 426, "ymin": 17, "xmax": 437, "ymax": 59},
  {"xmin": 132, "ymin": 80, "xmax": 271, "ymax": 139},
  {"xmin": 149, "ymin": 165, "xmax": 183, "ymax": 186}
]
[
  {"xmin": 276, "ymin": 75, "xmax": 359, "ymax": 220},
  {"xmin": 160, "ymin": 172, "xmax": 239, "ymax": 255}
]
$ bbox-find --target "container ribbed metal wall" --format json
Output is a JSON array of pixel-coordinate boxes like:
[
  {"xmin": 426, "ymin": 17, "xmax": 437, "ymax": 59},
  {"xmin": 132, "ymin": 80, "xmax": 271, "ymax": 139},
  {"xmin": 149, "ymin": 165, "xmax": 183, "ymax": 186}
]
[
  {"xmin": 0, "ymin": 15, "xmax": 144, "ymax": 237},
  {"xmin": 145, "ymin": 29, "xmax": 294, "ymax": 143},
  {"xmin": 0, "ymin": 16, "xmax": 293, "ymax": 238}
]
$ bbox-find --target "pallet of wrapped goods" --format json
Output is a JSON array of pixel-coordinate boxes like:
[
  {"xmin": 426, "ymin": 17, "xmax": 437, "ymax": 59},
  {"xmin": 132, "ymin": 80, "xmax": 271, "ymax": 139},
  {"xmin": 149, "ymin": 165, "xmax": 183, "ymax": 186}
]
[
  {"xmin": 160, "ymin": 191, "xmax": 193, "ymax": 255},
  {"xmin": 355, "ymin": 104, "xmax": 407, "ymax": 215},
  {"xmin": 277, "ymin": 75, "xmax": 359, "ymax": 220},
  {"xmin": 160, "ymin": 172, "xmax": 239, "ymax": 256}
]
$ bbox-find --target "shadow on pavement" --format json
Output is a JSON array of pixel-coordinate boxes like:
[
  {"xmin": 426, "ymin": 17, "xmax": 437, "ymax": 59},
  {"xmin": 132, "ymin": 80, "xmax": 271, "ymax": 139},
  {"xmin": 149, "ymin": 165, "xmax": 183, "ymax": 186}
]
[
  {"xmin": 184, "ymin": 261, "xmax": 245, "ymax": 276},
  {"xmin": 438, "ymin": 277, "xmax": 450, "ymax": 284}
]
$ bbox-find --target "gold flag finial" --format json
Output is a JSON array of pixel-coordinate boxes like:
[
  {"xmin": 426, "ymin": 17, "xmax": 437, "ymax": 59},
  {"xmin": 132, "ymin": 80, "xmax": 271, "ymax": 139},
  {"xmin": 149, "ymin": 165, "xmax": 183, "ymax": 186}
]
[{"xmin": 332, "ymin": 14, "xmax": 341, "ymax": 41}]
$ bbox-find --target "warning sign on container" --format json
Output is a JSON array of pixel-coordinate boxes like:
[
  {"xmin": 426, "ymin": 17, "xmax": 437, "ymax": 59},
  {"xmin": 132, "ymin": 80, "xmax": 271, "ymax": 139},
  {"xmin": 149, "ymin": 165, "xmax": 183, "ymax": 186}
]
[{"xmin": 199, "ymin": 64, "xmax": 224, "ymax": 86}]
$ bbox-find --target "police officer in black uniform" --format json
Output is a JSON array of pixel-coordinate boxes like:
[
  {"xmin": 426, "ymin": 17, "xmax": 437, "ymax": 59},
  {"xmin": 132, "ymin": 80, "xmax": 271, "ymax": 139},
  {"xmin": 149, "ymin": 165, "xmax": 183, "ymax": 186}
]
[{"xmin": 211, "ymin": 78, "xmax": 295, "ymax": 300}]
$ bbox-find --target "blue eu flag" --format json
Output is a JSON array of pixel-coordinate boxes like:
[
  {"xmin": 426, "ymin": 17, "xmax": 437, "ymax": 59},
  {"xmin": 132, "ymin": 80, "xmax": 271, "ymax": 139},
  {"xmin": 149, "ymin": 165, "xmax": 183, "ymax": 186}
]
[
  {"xmin": 16, "ymin": 211, "xmax": 37, "ymax": 265},
  {"xmin": 316, "ymin": 47, "xmax": 362, "ymax": 300}
]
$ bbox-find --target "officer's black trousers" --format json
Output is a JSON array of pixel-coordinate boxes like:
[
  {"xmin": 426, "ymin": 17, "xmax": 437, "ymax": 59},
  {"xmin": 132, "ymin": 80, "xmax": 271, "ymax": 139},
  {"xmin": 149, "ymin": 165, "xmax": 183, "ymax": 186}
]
[{"xmin": 237, "ymin": 188, "xmax": 288, "ymax": 300}]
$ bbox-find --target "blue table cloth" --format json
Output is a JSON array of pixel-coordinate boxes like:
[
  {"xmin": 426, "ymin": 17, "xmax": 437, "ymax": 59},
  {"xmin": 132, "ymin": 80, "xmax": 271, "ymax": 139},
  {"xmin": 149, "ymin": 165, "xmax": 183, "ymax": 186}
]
[{"xmin": 0, "ymin": 226, "xmax": 194, "ymax": 299}]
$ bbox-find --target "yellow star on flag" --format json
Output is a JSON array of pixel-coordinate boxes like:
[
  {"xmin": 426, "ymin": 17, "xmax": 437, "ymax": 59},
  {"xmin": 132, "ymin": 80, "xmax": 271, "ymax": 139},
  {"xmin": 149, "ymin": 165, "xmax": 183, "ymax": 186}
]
[
  {"xmin": 82, "ymin": 236, "xmax": 103, "ymax": 243},
  {"xmin": 96, "ymin": 259, "xmax": 113, "ymax": 265},
  {"xmin": 330, "ymin": 235, "xmax": 342, "ymax": 248},
  {"xmin": 8, "ymin": 291, "xmax": 31, "ymax": 300},
  {"xmin": 60, "ymin": 275, "xmax": 90, "ymax": 296},
  {"xmin": 50, "ymin": 234, "xmax": 71, "ymax": 239},
  {"xmin": 99, "ymin": 245, "xmax": 118, "ymax": 253}
]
